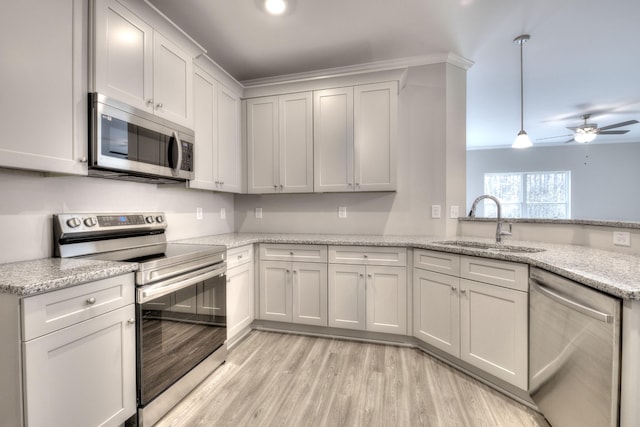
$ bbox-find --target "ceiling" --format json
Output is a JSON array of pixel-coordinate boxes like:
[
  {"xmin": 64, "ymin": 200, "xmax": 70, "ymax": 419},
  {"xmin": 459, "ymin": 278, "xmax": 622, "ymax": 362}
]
[{"xmin": 148, "ymin": 0, "xmax": 640, "ymax": 149}]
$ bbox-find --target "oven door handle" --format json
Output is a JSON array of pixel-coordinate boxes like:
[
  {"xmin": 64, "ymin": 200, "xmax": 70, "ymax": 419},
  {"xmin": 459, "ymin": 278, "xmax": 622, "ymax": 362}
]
[{"xmin": 138, "ymin": 263, "xmax": 226, "ymax": 304}]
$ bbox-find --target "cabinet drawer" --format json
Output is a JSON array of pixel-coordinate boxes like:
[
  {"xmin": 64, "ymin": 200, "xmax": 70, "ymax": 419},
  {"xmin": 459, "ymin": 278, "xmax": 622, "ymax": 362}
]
[
  {"xmin": 260, "ymin": 244, "xmax": 327, "ymax": 263},
  {"xmin": 414, "ymin": 249, "xmax": 460, "ymax": 276},
  {"xmin": 329, "ymin": 246, "xmax": 407, "ymax": 266},
  {"xmin": 22, "ymin": 274, "xmax": 135, "ymax": 341},
  {"xmin": 460, "ymin": 256, "xmax": 528, "ymax": 292},
  {"xmin": 227, "ymin": 245, "xmax": 253, "ymax": 269}
]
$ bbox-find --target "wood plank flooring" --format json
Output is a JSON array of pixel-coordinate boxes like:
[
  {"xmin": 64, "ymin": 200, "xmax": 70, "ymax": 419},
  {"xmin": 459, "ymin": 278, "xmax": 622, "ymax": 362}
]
[{"xmin": 155, "ymin": 331, "xmax": 550, "ymax": 427}]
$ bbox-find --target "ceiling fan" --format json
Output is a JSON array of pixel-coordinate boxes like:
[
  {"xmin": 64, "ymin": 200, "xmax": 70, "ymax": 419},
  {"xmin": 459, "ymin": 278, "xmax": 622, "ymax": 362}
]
[{"xmin": 538, "ymin": 114, "xmax": 639, "ymax": 143}]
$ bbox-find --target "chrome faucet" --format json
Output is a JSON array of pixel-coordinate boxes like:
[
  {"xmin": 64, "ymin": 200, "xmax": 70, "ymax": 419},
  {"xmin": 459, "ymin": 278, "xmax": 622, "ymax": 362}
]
[{"xmin": 469, "ymin": 195, "xmax": 512, "ymax": 243}]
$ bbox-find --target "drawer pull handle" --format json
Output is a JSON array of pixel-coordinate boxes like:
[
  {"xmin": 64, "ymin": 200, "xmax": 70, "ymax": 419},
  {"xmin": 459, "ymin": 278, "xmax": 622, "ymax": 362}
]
[
  {"xmin": 86, "ymin": 297, "xmax": 97, "ymax": 305},
  {"xmin": 127, "ymin": 318, "xmax": 135, "ymax": 325}
]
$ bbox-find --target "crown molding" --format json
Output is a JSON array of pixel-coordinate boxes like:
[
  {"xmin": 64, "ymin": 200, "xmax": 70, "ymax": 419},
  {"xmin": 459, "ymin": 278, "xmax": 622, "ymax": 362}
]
[{"xmin": 241, "ymin": 53, "xmax": 474, "ymax": 88}]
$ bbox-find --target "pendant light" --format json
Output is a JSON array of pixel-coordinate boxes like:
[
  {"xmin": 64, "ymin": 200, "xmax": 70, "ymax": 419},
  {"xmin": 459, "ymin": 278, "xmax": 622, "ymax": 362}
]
[{"xmin": 512, "ymin": 34, "xmax": 532, "ymax": 149}]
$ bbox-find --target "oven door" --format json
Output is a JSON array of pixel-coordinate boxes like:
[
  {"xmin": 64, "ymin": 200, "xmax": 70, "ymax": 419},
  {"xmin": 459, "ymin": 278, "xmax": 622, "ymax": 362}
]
[{"xmin": 136, "ymin": 263, "xmax": 226, "ymax": 407}]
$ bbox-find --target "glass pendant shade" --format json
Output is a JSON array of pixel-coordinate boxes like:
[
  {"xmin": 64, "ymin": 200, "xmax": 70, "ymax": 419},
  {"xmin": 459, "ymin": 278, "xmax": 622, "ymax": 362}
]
[
  {"xmin": 265, "ymin": 0, "xmax": 286, "ymax": 15},
  {"xmin": 513, "ymin": 130, "xmax": 533, "ymax": 148},
  {"xmin": 574, "ymin": 131, "xmax": 597, "ymax": 143}
]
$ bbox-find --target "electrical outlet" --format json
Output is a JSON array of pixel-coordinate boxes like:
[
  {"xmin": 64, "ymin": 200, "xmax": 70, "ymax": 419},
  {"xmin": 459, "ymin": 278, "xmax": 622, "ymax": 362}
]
[
  {"xmin": 450, "ymin": 205, "xmax": 459, "ymax": 218},
  {"xmin": 220, "ymin": 208, "xmax": 226, "ymax": 220},
  {"xmin": 613, "ymin": 231, "xmax": 631, "ymax": 247},
  {"xmin": 255, "ymin": 207, "xmax": 263, "ymax": 219},
  {"xmin": 338, "ymin": 206, "xmax": 347, "ymax": 219},
  {"xmin": 431, "ymin": 205, "xmax": 441, "ymax": 219},
  {"xmin": 196, "ymin": 207, "xmax": 203, "ymax": 220}
]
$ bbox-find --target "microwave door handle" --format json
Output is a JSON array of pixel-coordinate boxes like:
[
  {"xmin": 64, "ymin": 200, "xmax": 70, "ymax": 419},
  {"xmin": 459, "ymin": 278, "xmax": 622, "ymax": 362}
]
[{"xmin": 169, "ymin": 131, "xmax": 183, "ymax": 177}]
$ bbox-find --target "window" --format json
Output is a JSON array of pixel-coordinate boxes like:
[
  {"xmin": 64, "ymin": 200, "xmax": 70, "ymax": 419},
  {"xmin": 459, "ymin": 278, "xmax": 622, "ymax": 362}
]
[{"xmin": 483, "ymin": 171, "xmax": 571, "ymax": 219}]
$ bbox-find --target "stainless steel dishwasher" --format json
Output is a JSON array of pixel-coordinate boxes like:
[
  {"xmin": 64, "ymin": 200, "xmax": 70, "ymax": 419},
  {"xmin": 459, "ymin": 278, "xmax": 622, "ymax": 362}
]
[{"xmin": 529, "ymin": 267, "xmax": 621, "ymax": 427}]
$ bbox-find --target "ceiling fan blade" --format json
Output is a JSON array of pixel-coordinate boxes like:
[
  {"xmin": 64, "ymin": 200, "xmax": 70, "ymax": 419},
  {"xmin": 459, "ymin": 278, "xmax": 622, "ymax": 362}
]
[
  {"xmin": 536, "ymin": 134, "xmax": 573, "ymax": 141},
  {"xmin": 564, "ymin": 138, "xmax": 575, "ymax": 143},
  {"xmin": 565, "ymin": 126, "xmax": 578, "ymax": 131},
  {"xmin": 598, "ymin": 130, "xmax": 629, "ymax": 135},
  {"xmin": 598, "ymin": 120, "xmax": 639, "ymax": 131}
]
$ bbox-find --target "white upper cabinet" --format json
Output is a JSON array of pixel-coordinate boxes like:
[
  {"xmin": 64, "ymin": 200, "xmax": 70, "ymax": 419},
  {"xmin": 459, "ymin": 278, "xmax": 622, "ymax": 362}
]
[
  {"xmin": 247, "ymin": 92, "xmax": 313, "ymax": 194},
  {"xmin": 0, "ymin": 0, "xmax": 88, "ymax": 175},
  {"xmin": 191, "ymin": 65, "xmax": 242, "ymax": 192},
  {"xmin": 314, "ymin": 81, "xmax": 397, "ymax": 192},
  {"xmin": 93, "ymin": 0, "xmax": 194, "ymax": 128}
]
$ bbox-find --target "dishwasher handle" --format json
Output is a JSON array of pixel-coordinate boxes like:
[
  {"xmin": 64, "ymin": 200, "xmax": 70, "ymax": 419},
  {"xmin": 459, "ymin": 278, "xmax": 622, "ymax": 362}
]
[{"xmin": 530, "ymin": 278, "xmax": 613, "ymax": 323}]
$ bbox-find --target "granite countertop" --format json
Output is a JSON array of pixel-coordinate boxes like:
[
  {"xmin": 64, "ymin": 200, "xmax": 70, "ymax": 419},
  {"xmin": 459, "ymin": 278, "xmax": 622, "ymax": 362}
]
[
  {"xmin": 0, "ymin": 258, "xmax": 138, "ymax": 297},
  {"xmin": 178, "ymin": 232, "xmax": 640, "ymax": 300},
  {"xmin": 3, "ymin": 232, "xmax": 639, "ymax": 300}
]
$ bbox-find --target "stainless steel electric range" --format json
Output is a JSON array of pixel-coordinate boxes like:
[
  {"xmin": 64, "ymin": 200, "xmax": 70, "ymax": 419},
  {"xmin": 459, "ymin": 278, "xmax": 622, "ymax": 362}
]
[{"xmin": 53, "ymin": 212, "xmax": 227, "ymax": 426}]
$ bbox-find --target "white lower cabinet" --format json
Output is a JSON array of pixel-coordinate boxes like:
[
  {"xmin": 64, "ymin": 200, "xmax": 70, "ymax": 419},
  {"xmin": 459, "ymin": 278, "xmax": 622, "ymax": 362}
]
[
  {"xmin": 413, "ymin": 249, "xmax": 528, "ymax": 390},
  {"xmin": 19, "ymin": 274, "xmax": 136, "ymax": 427},
  {"xmin": 259, "ymin": 244, "xmax": 328, "ymax": 326},
  {"xmin": 328, "ymin": 246, "xmax": 407, "ymax": 335},
  {"xmin": 226, "ymin": 245, "xmax": 255, "ymax": 344}
]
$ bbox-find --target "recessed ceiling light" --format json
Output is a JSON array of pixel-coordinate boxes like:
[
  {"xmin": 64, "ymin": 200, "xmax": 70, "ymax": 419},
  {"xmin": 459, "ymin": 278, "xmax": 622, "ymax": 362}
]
[{"xmin": 265, "ymin": 0, "xmax": 286, "ymax": 15}]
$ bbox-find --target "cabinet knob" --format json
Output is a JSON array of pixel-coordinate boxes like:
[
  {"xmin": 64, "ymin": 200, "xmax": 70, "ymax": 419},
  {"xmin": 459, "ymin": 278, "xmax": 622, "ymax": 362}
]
[
  {"xmin": 86, "ymin": 297, "xmax": 96, "ymax": 305},
  {"xmin": 359, "ymin": 273, "xmax": 364, "ymax": 278},
  {"xmin": 238, "ymin": 254, "xmax": 243, "ymax": 259},
  {"xmin": 290, "ymin": 251, "xmax": 294, "ymax": 255},
  {"xmin": 460, "ymin": 289, "xmax": 467, "ymax": 295},
  {"xmin": 286, "ymin": 269, "xmax": 290, "ymax": 273},
  {"xmin": 451, "ymin": 286, "xmax": 457, "ymax": 292},
  {"xmin": 293, "ymin": 270, "xmax": 297, "ymax": 274},
  {"xmin": 274, "ymin": 184, "xmax": 278, "ymax": 189},
  {"xmin": 220, "ymin": 181, "xmax": 225, "ymax": 185},
  {"xmin": 146, "ymin": 99, "xmax": 154, "ymax": 106},
  {"xmin": 78, "ymin": 157, "xmax": 88, "ymax": 163},
  {"xmin": 279, "ymin": 184, "xmax": 283, "ymax": 189},
  {"xmin": 363, "ymin": 254, "xmax": 368, "ymax": 258},
  {"xmin": 156, "ymin": 103, "xmax": 163, "ymax": 109},
  {"xmin": 215, "ymin": 180, "xmax": 219, "ymax": 184},
  {"xmin": 368, "ymin": 273, "xmax": 372, "ymax": 278},
  {"xmin": 127, "ymin": 318, "xmax": 135, "ymax": 325}
]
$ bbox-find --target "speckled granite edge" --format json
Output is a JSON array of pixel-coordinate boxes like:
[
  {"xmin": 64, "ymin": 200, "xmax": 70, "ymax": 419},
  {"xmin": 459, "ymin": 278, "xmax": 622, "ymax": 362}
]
[
  {"xmin": 459, "ymin": 217, "xmax": 640, "ymax": 229},
  {"xmin": 177, "ymin": 233, "xmax": 640, "ymax": 301},
  {"xmin": 0, "ymin": 258, "xmax": 138, "ymax": 297}
]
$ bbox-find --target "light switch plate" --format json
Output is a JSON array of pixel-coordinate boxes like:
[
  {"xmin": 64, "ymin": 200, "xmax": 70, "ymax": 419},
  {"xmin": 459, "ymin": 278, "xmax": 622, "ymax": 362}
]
[
  {"xmin": 196, "ymin": 207, "xmax": 203, "ymax": 220},
  {"xmin": 431, "ymin": 205, "xmax": 441, "ymax": 219},
  {"xmin": 450, "ymin": 205, "xmax": 459, "ymax": 218},
  {"xmin": 255, "ymin": 207, "xmax": 263, "ymax": 219},
  {"xmin": 220, "ymin": 208, "xmax": 226, "ymax": 220},
  {"xmin": 338, "ymin": 206, "xmax": 347, "ymax": 219}
]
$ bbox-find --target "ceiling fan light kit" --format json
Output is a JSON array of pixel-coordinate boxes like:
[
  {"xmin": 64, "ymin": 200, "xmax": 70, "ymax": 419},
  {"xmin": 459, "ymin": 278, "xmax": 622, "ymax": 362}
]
[{"xmin": 512, "ymin": 34, "xmax": 532, "ymax": 149}]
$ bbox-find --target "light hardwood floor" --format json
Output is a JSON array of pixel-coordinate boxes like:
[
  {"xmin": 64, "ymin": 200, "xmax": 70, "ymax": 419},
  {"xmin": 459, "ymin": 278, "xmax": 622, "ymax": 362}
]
[{"xmin": 156, "ymin": 331, "xmax": 550, "ymax": 427}]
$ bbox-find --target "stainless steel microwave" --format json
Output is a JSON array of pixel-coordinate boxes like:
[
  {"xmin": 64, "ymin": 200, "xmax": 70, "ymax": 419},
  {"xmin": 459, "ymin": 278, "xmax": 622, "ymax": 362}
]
[{"xmin": 88, "ymin": 93, "xmax": 194, "ymax": 183}]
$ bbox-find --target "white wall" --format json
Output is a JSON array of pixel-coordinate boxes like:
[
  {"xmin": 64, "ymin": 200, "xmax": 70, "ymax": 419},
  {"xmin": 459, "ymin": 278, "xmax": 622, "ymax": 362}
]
[
  {"xmin": 467, "ymin": 142, "xmax": 640, "ymax": 221},
  {"xmin": 0, "ymin": 168, "xmax": 234, "ymax": 263},
  {"xmin": 234, "ymin": 63, "xmax": 467, "ymax": 236}
]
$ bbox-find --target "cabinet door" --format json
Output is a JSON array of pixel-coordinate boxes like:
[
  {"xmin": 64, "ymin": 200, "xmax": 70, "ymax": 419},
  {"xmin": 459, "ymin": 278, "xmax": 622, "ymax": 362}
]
[
  {"xmin": 366, "ymin": 265, "xmax": 407, "ymax": 334},
  {"xmin": 153, "ymin": 32, "xmax": 193, "ymax": 127},
  {"xmin": 460, "ymin": 279, "xmax": 528, "ymax": 390},
  {"xmin": 259, "ymin": 260, "xmax": 292, "ymax": 322},
  {"xmin": 217, "ymin": 84, "xmax": 242, "ymax": 193},
  {"xmin": 279, "ymin": 92, "xmax": 314, "ymax": 193},
  {"xmin": 313, "ymin": 87, "xmax": 354, "ymax": 192},
  {"xmin": 191, "ymin": 66, "xmax": 217, "ymax": 189},
  {"xmin": 247, "ymin": 97, "xmax": 279, "ymax": 193},
  {"xmin": 354, "ymin": 82, "xmax": 397, "ymax": 191},
  {"xmin": 23, "ymin": 305, "xmax": 136, "ymax": 427},
  {"xmin": 292, "ymin": 262, "xmax": 327, "ymax": 326},
  {"xmin": 413, "ymin": 269, "xmax": 460, "ymax": 356},
  {"xmin": 0, "ymin": 0, "xmax": 87, "ymax": 175},
  {"xmin": 227, "ymin": 262, "xmax": 254, "ymax": 343},
  {"xmin": 94, "ymin": 0, "xmax": 153, "ymax": 113},
  {"xmin": 328, "ymin": 264, "xmax": 366, "ymax": 330}
]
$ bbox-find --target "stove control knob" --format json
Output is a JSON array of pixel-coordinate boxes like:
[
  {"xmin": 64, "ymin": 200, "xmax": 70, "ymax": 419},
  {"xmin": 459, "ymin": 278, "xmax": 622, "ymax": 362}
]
[
  {"xmin": 155, "ymin": 215, "xmax": 164, "ymax": 223},
  {"xmin": 66, "ymin": 217, "xmax": 82, "ymax": 228},
  {"xmin": 83, "ymin": 217, "xmax": 97, "ymax": 227},
  {"xmin": 145, "ymin": 216, "xmax": 155, "ymax": 224}
]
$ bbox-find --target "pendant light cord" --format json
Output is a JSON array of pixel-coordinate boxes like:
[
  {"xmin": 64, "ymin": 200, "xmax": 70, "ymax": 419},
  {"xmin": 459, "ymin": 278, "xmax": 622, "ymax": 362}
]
[{"xmin": 519, "ymin": 40, "xmax": 524, "ymax": 132}]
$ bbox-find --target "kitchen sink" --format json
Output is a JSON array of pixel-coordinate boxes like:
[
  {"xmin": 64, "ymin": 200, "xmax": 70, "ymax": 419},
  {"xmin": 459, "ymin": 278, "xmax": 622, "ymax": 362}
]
[{"xmin": 433, "ymin": 240, "xmax": 545, "ymax": 253}]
